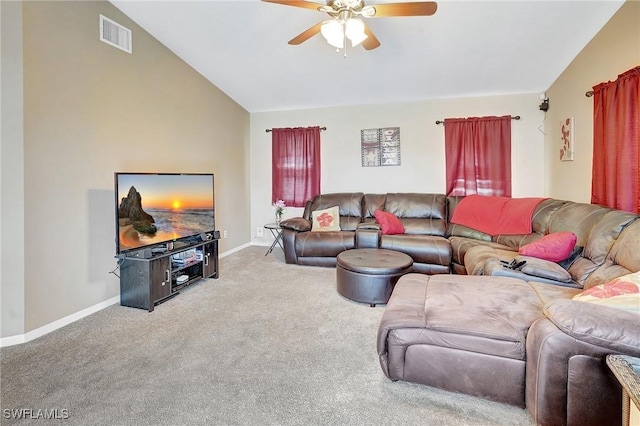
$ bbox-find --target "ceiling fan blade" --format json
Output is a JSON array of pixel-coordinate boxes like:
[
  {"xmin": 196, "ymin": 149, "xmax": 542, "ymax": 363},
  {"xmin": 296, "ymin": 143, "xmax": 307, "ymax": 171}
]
[
  {"xmin": 288, "ymin": 22, "xmax": 323, "ymax": 45},
  {"xmin": 361, "ymin": 24, "xmax": 381, "ymax": 50},
  {"xmin": 261, "ymin": 0, "xmax": 326, "ymax": 12},
  {"xmin": 368, "ymin": 2, "xmax": 437, "ymax": 17}
]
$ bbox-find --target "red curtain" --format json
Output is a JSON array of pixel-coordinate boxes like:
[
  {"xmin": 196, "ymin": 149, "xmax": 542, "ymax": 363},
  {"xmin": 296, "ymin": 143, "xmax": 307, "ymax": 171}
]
[
  {"xmin": 444, "ymin": 115, "xmax": 512, "ymax": 197},
  {"xmin": 271, "ymin": 126, "xmax": 321, "ymax": 207},
  {"xmin": 591, "ymin": 66, "xmax": 640, "ymax": 213}
]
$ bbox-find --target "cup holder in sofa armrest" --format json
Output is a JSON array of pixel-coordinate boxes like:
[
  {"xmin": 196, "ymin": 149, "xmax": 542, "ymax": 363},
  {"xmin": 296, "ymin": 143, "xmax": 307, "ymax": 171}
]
[
  {"xmin": 543, "ymin": 299, "xmax": 640, "ymax": 355},
  {"xmin": 279, "ymin": 217, "xmax": 311, "ymax": 232},
  {"xmin": 357, "ymin": 222, "xmax": 381, "ymax": 230},
  {"xmin": 356, "ymin": 223, "xmax": 381, "ymax": 248}
]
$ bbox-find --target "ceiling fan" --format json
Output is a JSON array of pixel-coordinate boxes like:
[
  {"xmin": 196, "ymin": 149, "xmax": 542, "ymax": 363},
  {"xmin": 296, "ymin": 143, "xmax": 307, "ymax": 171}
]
[{"xmin": 262, "ymin": 0, "xmax": 437, "ymax": 52}]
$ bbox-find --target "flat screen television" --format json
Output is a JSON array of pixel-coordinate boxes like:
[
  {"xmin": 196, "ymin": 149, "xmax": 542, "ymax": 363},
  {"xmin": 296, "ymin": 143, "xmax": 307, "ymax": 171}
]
[{"xmin": 114, "ymin": 172, "xmax": 215, "ymax": 255}]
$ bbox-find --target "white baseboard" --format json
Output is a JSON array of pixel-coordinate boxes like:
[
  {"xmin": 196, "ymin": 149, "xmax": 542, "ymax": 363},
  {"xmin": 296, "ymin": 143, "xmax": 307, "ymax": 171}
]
[
  {"xmin": 1, "ymin": 245, "xmax": 252, "ymax": 348},
  {"xmin": 0, "ymin": 295, "xmax": 120, "ymax": 348},
  {"xmin": 221, "ymin": 242, "xmax": 253, "ymax": 256},
  {"xmin": 250, "ymin": 241, "xmax": 271, "ymax": 247}
]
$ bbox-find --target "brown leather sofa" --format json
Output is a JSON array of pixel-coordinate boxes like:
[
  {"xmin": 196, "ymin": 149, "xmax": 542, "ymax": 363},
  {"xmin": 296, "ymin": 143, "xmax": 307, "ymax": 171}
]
[
  {"xmin": 378, "ymin": 215, "xmax": 640, "ymax": 425},
  {"xmin": 280, "ymin": 192, "xmax": 451, "ymax": 273}
]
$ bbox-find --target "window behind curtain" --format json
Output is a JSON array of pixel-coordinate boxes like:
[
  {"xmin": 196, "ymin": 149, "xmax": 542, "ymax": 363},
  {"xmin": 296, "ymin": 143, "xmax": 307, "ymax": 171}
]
[
  {"xmin": 591, "ymin": 66, "xmax": 640, "ymax": 213},
  {"xmin": 271, "ymin": 126, "xmax": 321, "ymax": 207},
  {"xmin": 444, "ymin": 115, "xmax": 512, "ymax": 197}
]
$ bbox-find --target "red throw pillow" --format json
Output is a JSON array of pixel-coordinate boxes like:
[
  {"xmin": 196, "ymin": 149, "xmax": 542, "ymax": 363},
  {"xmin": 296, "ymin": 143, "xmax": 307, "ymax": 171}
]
[
  {"xmin": 374, "ymin": 210, "xmax": 405, "ymax": 235},
  {"xmin": 518, "ymin": 232, "xmax": 577, "ymax": 262}
]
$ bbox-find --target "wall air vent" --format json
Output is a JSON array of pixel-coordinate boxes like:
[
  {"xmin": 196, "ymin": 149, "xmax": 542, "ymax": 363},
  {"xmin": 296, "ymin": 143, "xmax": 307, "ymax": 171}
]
[{"xmin": 99, "ymin": 15, "xmax": 132, "ymax": 54}]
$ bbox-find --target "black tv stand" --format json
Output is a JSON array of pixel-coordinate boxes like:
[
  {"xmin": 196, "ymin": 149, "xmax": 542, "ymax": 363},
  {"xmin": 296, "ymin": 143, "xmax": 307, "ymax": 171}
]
[{"xmin": 119, "ymin": 237, "xmax": 219, "ymax": 311}]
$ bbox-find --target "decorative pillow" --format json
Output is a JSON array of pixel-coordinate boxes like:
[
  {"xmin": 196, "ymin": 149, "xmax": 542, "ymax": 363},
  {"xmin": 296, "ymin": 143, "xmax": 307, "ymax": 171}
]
[
  {"xmin": 572, "ymin": 271, "xmax": 640, "ymax": 313},
  {"xmin": 516, "ymin": 255, "xmax": 572, "ymax": 282},
  {"xmin": 373, "ymin": 210, "xmax": 405, "ymax": 235},
  {"xmin": 518, "ymin": 232, "xmax": 577, "ymax": 262},
  {"xmin": 311, "ymin": 206, "xmax": 341, "ymax": 232}
]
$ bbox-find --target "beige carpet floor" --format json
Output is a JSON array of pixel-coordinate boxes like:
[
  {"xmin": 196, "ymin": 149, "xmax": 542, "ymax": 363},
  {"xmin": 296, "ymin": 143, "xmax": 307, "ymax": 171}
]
[{"xmin": 0, "ymin": 246, "xmax": 534, "ymax": 425}]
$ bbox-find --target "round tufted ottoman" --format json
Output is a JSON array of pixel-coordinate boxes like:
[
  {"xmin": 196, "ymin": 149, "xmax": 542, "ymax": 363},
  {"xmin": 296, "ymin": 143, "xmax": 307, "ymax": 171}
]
[{"xmin": 336, "ymin": 249, "xmax": 413, "ymax": 307}]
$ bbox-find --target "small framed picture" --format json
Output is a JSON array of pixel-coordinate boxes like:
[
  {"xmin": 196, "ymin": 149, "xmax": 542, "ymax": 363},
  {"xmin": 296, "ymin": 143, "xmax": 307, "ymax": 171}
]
[
  {"xmin": 560, "ymin": 117, "xmax": 574, "ymax": 161},
  {"xmin": 361, "ymin": 127, "xmax": 400, "ymax": 167}
]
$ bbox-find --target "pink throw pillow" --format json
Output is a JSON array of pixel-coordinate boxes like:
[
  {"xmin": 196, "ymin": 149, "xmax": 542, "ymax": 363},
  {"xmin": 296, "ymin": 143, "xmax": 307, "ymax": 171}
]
[
  {"xmin": 518, "ymin": 232, "xmax": 577, "ymax": 262},
  {"xmin": 374, "ymin": 210, "xmax": 405, "ymax": 235}
]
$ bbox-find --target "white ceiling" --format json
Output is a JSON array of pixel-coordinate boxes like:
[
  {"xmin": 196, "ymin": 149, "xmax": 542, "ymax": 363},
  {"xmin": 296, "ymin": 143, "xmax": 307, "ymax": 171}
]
[{"xmin": 110, "ymin": 0, "xmax": 624, "ymax": 113}]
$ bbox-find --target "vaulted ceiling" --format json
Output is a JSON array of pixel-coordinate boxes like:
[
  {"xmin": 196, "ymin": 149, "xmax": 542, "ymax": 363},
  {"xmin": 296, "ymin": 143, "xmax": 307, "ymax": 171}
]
[{"xmin": 111, "ymin": 0, "xmax": 625, "ymax": 113}]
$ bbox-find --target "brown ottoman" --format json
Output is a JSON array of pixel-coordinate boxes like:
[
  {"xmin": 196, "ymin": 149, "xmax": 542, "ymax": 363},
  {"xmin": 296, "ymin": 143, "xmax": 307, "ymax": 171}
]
[{"xmin": 336, "ymin": 249, "xmax": 413, "ymax": 307}]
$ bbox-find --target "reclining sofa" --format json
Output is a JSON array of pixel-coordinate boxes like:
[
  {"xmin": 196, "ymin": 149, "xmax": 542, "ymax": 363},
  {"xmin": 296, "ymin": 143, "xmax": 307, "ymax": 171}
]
[
  {"xmin": 280, "ymin": 192, "xmax": 451, "ymax": 273},
  {"xmin": 281, "ymin": 192, "xmax": 640, "ymax": 426}
]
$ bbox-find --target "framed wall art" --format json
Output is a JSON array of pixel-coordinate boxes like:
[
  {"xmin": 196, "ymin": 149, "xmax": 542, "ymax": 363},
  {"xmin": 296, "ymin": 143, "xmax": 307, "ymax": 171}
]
[
  {"xmin": 560, "ymin": 117, "xmax": 574, "ymax": 161},
  {"xmin": 361, "ymin": 127, "xmax": 401, "ymax": 167}
]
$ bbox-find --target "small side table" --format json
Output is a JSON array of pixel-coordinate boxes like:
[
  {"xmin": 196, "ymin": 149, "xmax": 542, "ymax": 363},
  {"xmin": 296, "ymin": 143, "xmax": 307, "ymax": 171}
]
[
  {"xmin": 264, "ymin": 223, "xmax": 283, "ymax": 256},
  {"xmin": 607, "ymin": 354, "xmax": 640, "ymax": 426}
]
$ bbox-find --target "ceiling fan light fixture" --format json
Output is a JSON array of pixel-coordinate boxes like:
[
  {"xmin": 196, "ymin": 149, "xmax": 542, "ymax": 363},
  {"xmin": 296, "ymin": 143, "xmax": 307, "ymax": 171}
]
[
  {"xmin": 321, "ymin": 19, "xmax": 344, "ymax": 48},
  {"xmin": 345, "ymin": 18, "xmax": 368, "ymax": 47}
]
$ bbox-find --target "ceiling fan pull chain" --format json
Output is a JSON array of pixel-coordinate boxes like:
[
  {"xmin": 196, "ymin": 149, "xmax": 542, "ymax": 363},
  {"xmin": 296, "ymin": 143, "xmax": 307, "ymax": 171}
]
[{"xmin": 343, "ymin": 31, "xmax": 348, "ymax": 58}]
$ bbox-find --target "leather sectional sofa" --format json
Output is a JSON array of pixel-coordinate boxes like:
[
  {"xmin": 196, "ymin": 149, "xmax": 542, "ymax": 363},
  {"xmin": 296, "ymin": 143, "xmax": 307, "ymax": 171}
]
[{"xmin": 281, "ymin": 192, "xmax": 640, "ymax": 426}]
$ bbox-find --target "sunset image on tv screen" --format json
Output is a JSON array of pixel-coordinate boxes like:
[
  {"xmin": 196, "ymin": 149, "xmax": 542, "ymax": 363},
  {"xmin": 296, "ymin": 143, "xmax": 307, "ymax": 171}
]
[{"xmin": 116, "ymin": 174, "xmax": 215, "ymax": 252}]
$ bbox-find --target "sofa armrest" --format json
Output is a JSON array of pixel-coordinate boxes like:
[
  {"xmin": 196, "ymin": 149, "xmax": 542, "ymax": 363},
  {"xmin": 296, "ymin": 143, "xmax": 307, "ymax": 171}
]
[
  {"xmin": 543, "ymin": 299, "xmax": 640, "ymax": 354},
  {"xmin": 377, "ymin": 274, "xmax": 429, "ymax": 379},
  {"xmin": 526, "ymin": 302, "xmax": 640, "ymax": 426},
  {"xmin": 484, "ymin": 258, "xmax": 581, "ymax": 288},
  {"xmin": 525, "ymin": 317, "xmax": 627, "ymax": 426},
  {"xmin": 280, "ymin": 217, "xmax": 311, "ymax": 232},
  {"xmin": 356, "ymin": 223, "xmax": 380, "ymax": 248}
]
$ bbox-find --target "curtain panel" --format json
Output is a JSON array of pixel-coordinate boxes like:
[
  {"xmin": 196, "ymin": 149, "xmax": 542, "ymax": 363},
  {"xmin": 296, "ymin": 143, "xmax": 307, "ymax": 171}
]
[
  {"xmin": 271, "ymin": 126, "xmax": 321, "ymax": 207},
  {"xmin": 444, "ymin": 115, "xmax": 512, "ymax": 197},
  {"xmin": 591, "ymin": 66, "xmax": 640, "ymax": 214}
]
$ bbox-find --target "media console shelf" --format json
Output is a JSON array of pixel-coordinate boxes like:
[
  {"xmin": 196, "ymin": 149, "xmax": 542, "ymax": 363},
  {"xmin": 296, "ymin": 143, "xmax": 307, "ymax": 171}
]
[{"xmin": 119, "ymin": 237, "xmax": 219, "ymax": 311}]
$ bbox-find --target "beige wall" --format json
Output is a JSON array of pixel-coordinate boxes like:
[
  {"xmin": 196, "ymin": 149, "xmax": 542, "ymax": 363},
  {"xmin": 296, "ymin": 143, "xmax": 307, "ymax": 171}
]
[
  {"xmin": 250, "ymin": 94, "xmax": 547, "ymax": 244},
  {"xmin": 1, "ymin": 1, "xmax": 26, "ymax": 338},
  {"xmin": 1, "ymin": 1, "xmax": 250, "ymax": 338},
  {"xmin": 544, "ymin": 0, "xmax": 640, "ymax": 202}
]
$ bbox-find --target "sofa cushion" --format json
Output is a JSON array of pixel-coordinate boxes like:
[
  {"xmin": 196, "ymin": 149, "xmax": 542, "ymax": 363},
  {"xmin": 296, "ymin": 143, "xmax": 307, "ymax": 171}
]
[
  {"xmin": 518, "ymin": 232, "xmax": 577, "ymax": 262},
  {"xmin": 517, "ymin": 255, "xmax": 572, "ymax": 282},
  {"xmin": 311, "ymin": 206, "xmax": 340, "ymax": 232},
  {"xmin": 383, "ymin": 193, "xmax": 447, "ymax": 236},
  {"xmin": 385, "ymin": 274, "xmax": 545, "ymax": 360},
  {"xmin": 462, "ymin": 244, "xmax": 518, "ymax": 275},
  {"xmin": 575, "ymin": 212, "xmax": 640, "ymax": 289},
  {"xmin": 380, "ymin": 234, "xmax": 451, "ymax": 266},
  {"xmin": 307, "ymin": 192, "xmax": 364, "ymax": 231},
  {"xmin": 374, "ymin": 210, "xmax": 405, "ymax": 235},
  {"xmin": 572, "ymin": 271, "xmax": 640, "ymax": 313},
  {"xmin": 294, "ymin": 230, "xmax": 355, "ymax": 256}
]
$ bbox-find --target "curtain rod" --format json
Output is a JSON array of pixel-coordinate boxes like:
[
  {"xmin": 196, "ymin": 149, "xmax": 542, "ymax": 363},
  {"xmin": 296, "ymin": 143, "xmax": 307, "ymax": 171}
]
[
  {"xmin": 265, "ymin": 126, "xmax": 327, "ymax": 133},
  {"xmin": 585, "ymin": 91, "xmax": 594, "ymax": 97},
  {"xmin": 435, "ymin": 115, "xmax": 521, "ymax": 125}
]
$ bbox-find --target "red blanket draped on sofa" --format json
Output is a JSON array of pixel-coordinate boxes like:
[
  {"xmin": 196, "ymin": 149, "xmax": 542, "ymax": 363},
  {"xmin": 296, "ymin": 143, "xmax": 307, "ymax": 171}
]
[{"xmin": 450, "ymin": 195, "xmax": 548, "ymax": 236}]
